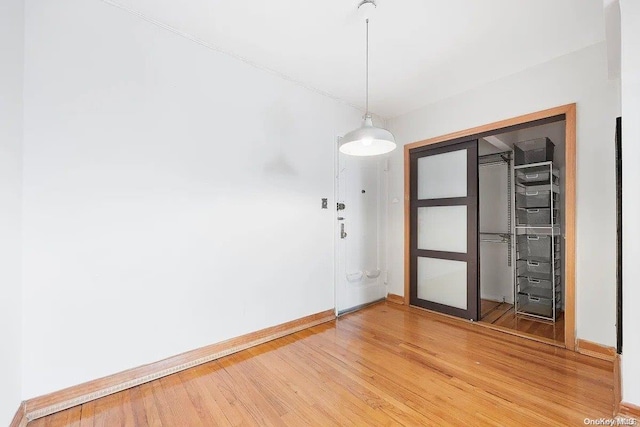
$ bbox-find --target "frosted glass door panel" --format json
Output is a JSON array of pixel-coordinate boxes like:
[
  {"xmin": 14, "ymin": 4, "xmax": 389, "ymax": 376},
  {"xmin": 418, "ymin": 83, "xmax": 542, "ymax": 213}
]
[
  {"xmin": 410, "ymin": 139, "xmax": 478, "ymax": 320},
  {"xmin": 418, "ymin": 150, "xmax": 467, "ymax": 199},
  {"xmin": 417, "ymin": 257, "xmax": 467, "ymax": 310},
  {"xmin": 418, "ymin": 206, "xmax": 467, "ymax": 252}
]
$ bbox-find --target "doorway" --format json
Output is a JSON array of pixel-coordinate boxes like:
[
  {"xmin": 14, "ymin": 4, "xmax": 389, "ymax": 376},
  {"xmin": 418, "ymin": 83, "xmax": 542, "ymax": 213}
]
[
  {"xmin": 335, "ymin": 140, "xmax": 386, "ymax": 315},
  {"xmin": 404, "ymin": 104, "xmax": 576, "ymax": 350},
  {"xmin": 477, "ymin": 120, "xmax": 566, "ymax": 345}
]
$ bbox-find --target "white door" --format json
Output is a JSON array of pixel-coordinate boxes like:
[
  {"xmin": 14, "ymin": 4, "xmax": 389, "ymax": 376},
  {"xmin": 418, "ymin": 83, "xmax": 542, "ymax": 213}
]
[{"xmin": 335, "ymin": 146, "xmax": 386, "ymax": 315}]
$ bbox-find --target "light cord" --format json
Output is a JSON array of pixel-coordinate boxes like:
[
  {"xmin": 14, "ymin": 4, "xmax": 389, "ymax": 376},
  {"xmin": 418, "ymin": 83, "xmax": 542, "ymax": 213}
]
[{"xmin": 365, "ymin": 18, "xmax": 369, "ymax": 116}]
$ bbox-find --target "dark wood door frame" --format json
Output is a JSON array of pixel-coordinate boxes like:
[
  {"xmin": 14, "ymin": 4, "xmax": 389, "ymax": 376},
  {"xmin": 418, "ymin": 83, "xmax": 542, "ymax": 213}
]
[
  {"xmin": 409, "ymin": 140, "xmax": 479, "ymax": 320},
  {"xmin": 403, "ymin": 104, "xmax": 577, "ymax": 351}
]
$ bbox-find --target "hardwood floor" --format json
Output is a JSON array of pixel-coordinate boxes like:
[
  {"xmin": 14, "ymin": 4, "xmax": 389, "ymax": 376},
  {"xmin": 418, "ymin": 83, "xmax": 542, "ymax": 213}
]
[
  {"xmin": 29, "ymin": 302, "xmax": 615, "ymax": 426},
  {"xmin": 480, "ymin": 299, "xmax": 565, "ymax": 344},
  {"xmin": 480, "ymin": 299, "xmax": 510, "ymax": 321}
]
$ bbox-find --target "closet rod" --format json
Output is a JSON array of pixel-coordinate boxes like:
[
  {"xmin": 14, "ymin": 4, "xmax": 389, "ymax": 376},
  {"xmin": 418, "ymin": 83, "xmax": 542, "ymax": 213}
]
[
  {"xmin": 480, "ymin": 232, "xmax": 511, "ymax": 244},
  {"xmin": 478, "ymin": 149, "xmax": 514, "ymax": 267},
  {"xmin": 478, "ymin": 151, "xmax": 512, "ymax": 166}
]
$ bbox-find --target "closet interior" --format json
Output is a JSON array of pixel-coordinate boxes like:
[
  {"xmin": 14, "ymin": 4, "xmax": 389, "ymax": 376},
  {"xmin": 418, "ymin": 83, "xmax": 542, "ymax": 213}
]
[{"xmin": 478, "ymin": 120, "xmax": 566, "ymax": 344}]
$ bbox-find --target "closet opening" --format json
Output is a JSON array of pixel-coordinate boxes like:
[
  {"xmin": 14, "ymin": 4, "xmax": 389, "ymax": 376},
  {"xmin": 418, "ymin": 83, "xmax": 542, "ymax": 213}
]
[
  {"xmin": 404, "ymin": 104, "xmax": 576, "ymax": 350},
  {"xmin": 478, "ymin": 120, "xmax": 566, "ymax": 345}
]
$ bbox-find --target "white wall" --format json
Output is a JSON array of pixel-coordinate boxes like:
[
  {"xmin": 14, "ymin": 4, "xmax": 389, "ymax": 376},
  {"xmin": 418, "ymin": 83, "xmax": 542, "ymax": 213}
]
[
  {"xmin": 0, "ymin": 0, "xmax": 24, "ymax": 423},
  {"xmin": 479, "ymin": 163, "xmax": 513, "ymax": 303},
  {"xmin": 620, "ymin": 0, "xmax": 640, "ymax": 407},
  {"xmin": 22, "ymin": 0, "xmax": 363, "ymax": 398},
  {"xmin": 387, "ymin": 42, "xmax": 620, "ymax": 347}
]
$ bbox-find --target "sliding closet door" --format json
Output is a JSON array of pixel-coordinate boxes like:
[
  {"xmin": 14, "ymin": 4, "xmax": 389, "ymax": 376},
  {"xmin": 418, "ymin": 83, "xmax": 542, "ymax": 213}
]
[{"xmin": 410, "ymin": 140, "xmax": 479, "ymax": 320}]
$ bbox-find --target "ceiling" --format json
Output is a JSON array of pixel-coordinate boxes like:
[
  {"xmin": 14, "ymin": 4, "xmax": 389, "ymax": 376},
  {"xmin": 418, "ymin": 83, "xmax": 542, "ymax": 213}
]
[{"xmin": 105, "ymin": 0, "xmax": 606, "ymax": 118}]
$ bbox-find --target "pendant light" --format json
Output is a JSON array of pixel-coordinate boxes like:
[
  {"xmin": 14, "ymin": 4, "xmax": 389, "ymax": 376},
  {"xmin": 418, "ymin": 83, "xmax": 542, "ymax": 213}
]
[{"xmin": 340, "ymin": 1, "xmax": 396, "ymax": 157}]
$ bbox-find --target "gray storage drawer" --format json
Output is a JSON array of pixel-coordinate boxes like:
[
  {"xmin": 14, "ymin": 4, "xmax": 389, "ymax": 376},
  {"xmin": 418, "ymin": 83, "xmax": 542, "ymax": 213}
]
[
  {"xmin": 516, "ymin": 260, "xmax": 560, "ymax": 281},
  {"xmin": 517, "ymin": 294, "xmax": 554, "ymax": 318},
  {"xmin": 516, "ymin": 208, "xmax": 558, "ymax": 225},
  {"xmin": 515, "ymin": 169, "xmax": 559, "ymax": 186},
  {"xmin": 517, "ymin": 277, "xmax": 560, "ymax": 300},
  {"xmin": 516, "ymin": 235, "xmax": 559, "ymax": 260},
  {"xmin": 517, "ymin": 259, "xmax": 551, "ymax": 274},
  {"xmin": 514, "ymin": 137, "xmax": 555, "ymax": 165},
  {"xmin": 517, "ymin": 275, "xmax": 560, "ymax": 289},
  {"xmin": 516, "ymin": 190, "xmax": 558, "ymax": 208}
]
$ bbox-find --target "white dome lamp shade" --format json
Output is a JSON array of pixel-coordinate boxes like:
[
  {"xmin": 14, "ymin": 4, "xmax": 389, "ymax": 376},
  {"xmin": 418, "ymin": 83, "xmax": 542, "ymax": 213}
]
[
  {"xmin": 340, "ymin": 115, "xmax": 396, "ymax": 156},
  {"xmin": 340, "ymin": 1, "xmax": 396, "ymax": 157}
]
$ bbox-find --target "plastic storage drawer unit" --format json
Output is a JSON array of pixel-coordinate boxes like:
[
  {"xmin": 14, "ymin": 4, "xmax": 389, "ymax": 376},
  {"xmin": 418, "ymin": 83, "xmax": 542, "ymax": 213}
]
[{"xmin": 514, "ymin": 137, "xmax": 555, "ymax": 166}]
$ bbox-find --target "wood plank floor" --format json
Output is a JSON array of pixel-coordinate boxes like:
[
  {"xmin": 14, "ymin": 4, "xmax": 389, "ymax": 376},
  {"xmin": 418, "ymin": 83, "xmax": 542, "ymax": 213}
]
[
  {"xmin": 480, "ymin": 299, "xmax": 565, "ymax": 344},
  {"xmin": 29, "ymin": 302, "xmax": 614, "ymax": 426}
]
